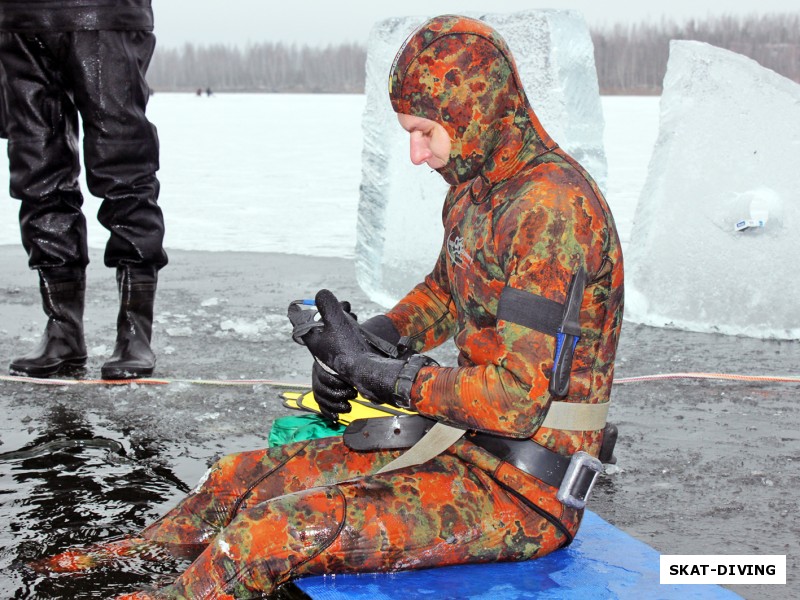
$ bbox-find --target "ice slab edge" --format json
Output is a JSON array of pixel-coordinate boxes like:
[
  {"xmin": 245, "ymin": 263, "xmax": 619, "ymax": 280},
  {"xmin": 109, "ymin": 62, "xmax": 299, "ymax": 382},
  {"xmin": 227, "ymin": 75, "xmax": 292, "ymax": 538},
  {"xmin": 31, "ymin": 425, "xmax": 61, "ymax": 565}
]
[{"xmin": 626, "ymin": 41, "xmax": 800, "ymax": 339}]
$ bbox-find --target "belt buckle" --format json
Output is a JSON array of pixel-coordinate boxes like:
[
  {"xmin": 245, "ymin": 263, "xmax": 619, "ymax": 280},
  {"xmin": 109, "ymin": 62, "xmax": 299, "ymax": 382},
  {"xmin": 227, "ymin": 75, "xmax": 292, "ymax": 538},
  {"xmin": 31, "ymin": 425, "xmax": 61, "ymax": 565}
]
[{"xmin": 556, "ymin": 451, "xmax": 602, "ymax": 510}]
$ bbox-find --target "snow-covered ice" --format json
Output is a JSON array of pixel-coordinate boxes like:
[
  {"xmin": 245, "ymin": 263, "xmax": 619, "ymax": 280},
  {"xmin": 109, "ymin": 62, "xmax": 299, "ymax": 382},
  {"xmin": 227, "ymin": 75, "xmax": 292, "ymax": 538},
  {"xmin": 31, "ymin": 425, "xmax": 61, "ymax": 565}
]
[
  {"xmin": 0, "ymin": 92, "xmax": 686, "ymax": 333},
  {"xmin": 0, "ymin": 94, "xmax": 366, "ymax": 259},
  {"xmin": 625, "ymin": 41, "xmax": 800, "ymax": 339},
  {"xmin": 356, "ymin": 10, "xmax": 607, "ymax": 307},
  {"xmin": 1, "ymin": 94, "xmax": 644, "ymax": 262}
]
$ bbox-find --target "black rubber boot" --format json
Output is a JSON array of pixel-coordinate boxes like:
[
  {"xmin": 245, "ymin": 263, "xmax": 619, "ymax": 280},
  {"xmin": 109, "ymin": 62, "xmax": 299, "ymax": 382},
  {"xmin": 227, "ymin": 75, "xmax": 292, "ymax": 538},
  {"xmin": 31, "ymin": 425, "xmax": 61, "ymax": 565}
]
[
  {"xmin": 101, "ymin": 266, "xmax": 158, "ymax": 380},
  {"xmin": 10, "ymin": 268, "xmax": 87, "ymax": 378}
]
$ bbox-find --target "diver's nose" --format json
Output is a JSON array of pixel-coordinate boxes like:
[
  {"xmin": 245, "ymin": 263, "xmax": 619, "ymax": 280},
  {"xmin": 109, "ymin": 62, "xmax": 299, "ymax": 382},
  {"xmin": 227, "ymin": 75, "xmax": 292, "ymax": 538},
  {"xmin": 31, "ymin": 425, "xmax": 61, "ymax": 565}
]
[{"xmin": 409, "ymin": 133, "xmax": 431, "ymax": 165}]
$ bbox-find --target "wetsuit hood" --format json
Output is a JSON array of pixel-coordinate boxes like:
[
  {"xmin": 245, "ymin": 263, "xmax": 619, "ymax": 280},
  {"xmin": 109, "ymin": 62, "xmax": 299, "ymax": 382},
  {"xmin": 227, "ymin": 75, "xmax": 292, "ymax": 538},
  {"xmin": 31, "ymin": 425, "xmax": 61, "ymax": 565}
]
[{"xmin": 389, "ymin": 15, "xmax": 557, "ymax": 186}]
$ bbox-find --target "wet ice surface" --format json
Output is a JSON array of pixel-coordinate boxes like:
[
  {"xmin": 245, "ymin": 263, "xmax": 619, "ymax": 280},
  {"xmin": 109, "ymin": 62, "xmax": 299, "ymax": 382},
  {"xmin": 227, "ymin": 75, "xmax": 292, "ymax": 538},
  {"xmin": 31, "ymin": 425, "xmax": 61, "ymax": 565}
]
[
  {"xmin": 595, "ymin": 322, "xmax": 800, "ymax": 595},
  {"xmin": 0, "ymin": 89, "xmax": 796, "ymax": 599},
  {"xmin": 0, "ymin": 400, "xmax": 199, "ymax": 598},
  {"xmin": 0, "ymin": 247, "xmax": 798, "ymax": 599},
  {"xmin": 0, "ymin": 248, "xmax": 348, "ymax": 599}
]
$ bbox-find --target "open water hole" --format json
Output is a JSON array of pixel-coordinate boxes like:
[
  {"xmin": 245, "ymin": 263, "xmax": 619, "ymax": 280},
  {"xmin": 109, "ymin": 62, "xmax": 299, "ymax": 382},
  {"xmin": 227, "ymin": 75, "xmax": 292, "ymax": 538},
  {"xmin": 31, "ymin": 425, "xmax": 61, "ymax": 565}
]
[{"xmin": 0, "ymin": 403, "xmax": 194, "ymax": 598}]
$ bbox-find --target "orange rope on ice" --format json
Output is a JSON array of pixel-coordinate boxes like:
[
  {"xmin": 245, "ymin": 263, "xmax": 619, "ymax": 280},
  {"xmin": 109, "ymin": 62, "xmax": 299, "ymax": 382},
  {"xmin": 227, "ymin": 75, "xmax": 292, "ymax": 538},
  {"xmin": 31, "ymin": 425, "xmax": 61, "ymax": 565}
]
[
  {"xmin": 0, "ymin": 375, "xmax": 309, "ymax": 388},
  {"xmin": 0, "ymin": 373, "xmax": 798, "ymax": 388},
  {"xmin": 613, "ymin": 372, "xmax": 800, "ymax": 384}
]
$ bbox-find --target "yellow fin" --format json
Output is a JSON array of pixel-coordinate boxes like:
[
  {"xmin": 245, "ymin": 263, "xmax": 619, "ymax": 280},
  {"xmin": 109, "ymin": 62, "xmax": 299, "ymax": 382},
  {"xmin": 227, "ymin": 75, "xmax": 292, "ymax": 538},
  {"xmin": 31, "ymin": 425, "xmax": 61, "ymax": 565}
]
[{"xmin": 283, "ymin": 390, "xmax": 418, "ymax": 426}]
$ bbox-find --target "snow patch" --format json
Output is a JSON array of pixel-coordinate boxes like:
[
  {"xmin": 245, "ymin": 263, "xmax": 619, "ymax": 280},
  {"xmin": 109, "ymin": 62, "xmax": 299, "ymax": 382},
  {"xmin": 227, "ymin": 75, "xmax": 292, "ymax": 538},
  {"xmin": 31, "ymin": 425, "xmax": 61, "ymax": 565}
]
[
  {"xmin": 217, "ymin": 314, "xmax": 291, "ymax": 340},
  {"xmin": 191, "ymin": 467, "xmax": 213, "ymax": 493},
  {"xmin": 195, "ymin": 412, "xmax": 220, "ymax": 421},
  {"xmin": 165, "ymin": 326, "xmax": 194, "ymax": 337}
]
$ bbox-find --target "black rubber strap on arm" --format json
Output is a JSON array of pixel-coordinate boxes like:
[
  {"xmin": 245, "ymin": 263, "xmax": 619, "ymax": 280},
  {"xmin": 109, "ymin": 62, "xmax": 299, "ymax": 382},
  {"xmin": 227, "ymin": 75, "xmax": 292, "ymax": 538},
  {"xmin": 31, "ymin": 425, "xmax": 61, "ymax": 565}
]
[
  {"xmin": 393, "ymin": 354, "xmax": 439, "ymax": 409},
  {"xmin": 496, "ymin": 286, "xmax": 562, "ymax": 336}
]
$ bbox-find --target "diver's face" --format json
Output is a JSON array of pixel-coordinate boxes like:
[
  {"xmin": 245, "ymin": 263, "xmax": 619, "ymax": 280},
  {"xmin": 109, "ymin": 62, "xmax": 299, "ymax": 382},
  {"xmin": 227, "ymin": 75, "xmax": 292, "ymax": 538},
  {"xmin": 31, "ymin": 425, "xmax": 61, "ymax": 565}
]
[{"xmin": 397, "ymin": 113, "xmax": 451, "ymax": 170}]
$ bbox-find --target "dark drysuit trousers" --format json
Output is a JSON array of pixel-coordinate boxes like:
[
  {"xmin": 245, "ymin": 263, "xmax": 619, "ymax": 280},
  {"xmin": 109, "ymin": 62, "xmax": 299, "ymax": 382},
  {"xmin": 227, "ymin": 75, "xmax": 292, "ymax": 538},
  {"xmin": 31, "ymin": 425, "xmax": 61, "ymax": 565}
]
[{"xmin": 0, "ymin": 29, "xmax": 167, "ymax": 270}]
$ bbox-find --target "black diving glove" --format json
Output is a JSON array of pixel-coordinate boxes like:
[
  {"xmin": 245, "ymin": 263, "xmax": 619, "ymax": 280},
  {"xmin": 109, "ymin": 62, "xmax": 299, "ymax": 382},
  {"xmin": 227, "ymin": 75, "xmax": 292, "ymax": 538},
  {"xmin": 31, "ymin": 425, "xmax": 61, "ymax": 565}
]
[
  {"xmin": 311, "ymin": 361, "xmax": 356, "ymax": 422},
  {"xmin": 310, "ymin": 314, "xmax": 405, "ymax": 421},
  {"xmin": 295, "ymin": 289, "xmax": 436, "ymax": 408},
  {"xmin": 288, "ymin": 297, "xmax": 358, "ymax": 422}
]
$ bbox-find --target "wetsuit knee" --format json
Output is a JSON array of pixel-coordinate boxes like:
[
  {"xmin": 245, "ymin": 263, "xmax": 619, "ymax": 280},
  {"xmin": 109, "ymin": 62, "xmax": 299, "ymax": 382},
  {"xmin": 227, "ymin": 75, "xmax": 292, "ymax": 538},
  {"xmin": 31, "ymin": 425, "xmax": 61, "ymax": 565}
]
[{"xmin": 168, "ymin": 486, "xmax": 347, "ymax": 597}]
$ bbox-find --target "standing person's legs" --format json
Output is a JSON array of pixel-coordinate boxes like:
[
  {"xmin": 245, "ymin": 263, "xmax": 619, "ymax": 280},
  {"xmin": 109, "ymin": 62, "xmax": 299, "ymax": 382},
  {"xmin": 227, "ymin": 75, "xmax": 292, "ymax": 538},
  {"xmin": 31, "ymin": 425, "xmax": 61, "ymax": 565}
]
[
  {"xmin": 0, "ymin": 32, "xmax": 89, "ymax": 377},
  {"xmin": 66, "ymin": 30, "xmax": 167, "ymax": 379}
]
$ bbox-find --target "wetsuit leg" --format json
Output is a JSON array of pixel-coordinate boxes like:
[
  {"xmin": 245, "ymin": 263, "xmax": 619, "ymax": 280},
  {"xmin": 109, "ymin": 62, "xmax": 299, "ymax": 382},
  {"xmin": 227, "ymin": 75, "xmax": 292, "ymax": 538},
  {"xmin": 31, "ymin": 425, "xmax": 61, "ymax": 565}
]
[
  {"xmin": 141, "ymin": 436, "xmax": 403, "ymax": 545},
  {"xmin": 130, "ymin": 450, "xmax": 562, "ymax": 598},
  {"xmin": 64, "ymin": 30, "xmax": 167, "ymax": 270},
  {"xmin": 0, "ymin": 32, "xmax": 88, "ymax": 270},
  {"xmin": 36, "ymin": 437, "xmax": 400, "ymax": 573},
  {"xmin": 44, "ymin": 436, "xmax": 566, "ymax": 592}
]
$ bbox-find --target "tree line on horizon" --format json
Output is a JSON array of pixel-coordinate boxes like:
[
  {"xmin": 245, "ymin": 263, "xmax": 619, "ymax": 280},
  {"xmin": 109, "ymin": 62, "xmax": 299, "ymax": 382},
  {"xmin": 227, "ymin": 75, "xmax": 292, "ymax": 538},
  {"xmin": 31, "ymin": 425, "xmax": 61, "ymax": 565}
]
[
  {"xmin": 148, "ymin": 42, "xmax": 366, "ymax": 93},
  {"xmin": 592, "ymin": 13, "xmax": 799, "ymax": 93},
  {"xmin": 146, "ymin": 13, "xmax": 800, "ymax": 95}
]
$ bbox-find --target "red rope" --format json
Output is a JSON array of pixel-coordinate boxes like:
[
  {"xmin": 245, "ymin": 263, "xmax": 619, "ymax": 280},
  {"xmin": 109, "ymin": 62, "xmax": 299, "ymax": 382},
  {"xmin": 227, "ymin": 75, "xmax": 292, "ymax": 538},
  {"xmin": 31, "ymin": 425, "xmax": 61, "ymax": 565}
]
[
  {"xmin": 1, "ymin": 372, "xmax": 797, "ymax": 387},
  {"xmin": 614, "ymin": 372, "xmax": 800, "ymax": 384},
  {"xmin": 0, "ymin": 375, "xmax": 308, "ymax": 388}
]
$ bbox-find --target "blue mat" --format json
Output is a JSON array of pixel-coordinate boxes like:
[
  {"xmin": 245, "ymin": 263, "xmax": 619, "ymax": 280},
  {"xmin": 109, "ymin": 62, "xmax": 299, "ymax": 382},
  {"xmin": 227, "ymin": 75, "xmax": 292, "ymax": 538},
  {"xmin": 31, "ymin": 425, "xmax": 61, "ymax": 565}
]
[{"xmin": 294, "ymin": 510, "xmax": 741, "ymax": 599}]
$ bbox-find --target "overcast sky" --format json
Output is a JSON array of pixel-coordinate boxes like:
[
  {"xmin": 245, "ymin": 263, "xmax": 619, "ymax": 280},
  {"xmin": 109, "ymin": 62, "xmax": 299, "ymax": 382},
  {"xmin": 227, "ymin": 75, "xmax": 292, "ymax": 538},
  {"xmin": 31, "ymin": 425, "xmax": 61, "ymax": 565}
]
[{"xmin": 154, "ymin": 0, "xmax": 798, "ymax": 48}]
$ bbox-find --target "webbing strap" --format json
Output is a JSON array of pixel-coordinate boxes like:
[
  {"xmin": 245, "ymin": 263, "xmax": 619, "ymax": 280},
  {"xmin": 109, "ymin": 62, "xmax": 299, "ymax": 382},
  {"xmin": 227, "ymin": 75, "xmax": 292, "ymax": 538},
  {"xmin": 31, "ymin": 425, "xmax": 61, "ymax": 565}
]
[
  {"xmin": 373, "ymin": 401, "xmax": 609, "ymax": 474},
  {"xmin": 541, "ymin": 401, "xmax": 610, "ymax": 431},
  {"xmin": 496, "ymin": 286, "xmax": 562, "ymax": 336},
  {"xmin": 376, "ymin": 422, "xmax": 465, "ymax": 474}
]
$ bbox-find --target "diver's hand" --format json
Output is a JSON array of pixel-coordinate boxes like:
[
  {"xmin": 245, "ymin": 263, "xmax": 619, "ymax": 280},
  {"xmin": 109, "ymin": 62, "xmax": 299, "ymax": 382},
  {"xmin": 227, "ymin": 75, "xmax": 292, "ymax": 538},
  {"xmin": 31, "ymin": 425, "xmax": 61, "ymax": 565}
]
[
  {"xmin": 311, "ymin": 360, "xmax": 356, "ymax": 422},
  {"xmin": 299, "ymin": 289, "xmax": 372, "ymax": 375},
  {"xmin": 307, "ymin": 290, "xmax": 436, "ymax": 407},
  {"xmin": 288, "ymin": 296, "xmax": 356, "ymax": 347}
]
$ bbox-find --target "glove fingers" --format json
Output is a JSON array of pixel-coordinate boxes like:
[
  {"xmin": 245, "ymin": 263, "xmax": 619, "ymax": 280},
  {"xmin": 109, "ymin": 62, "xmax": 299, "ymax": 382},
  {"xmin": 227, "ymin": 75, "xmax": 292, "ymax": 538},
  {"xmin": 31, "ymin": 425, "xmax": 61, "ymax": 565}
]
[
  {"xmin": 319, "ymin": 405, "xmax": 342, "ymax": 425},
  {"xmin": 314, "ymin": 361, "xmax": 345, "ymax": 384},
  {"xmin": 312, "ymin": 362, "xmax": 355, "ymax": 413},
  {"xmin": 319, "ymin": 404, "xmax": 339, "ymax": 425},
  {"xmin": 318, "ymin": 398, "xmax": 353, "ymax": 414},
  {"xmin": 339, "ymin": 300, "xmax": 357, "ymax": 321},
  {"xmin": 315, "ymin": 366, "xmax": 357, "ymax": 399},
  {"xmin": 315, "ymin": 289, "xmax": 349, "ymax": 328},
  {"xmin": 315, "ymin": 385, "xmax": 356, "ymax": 408}
]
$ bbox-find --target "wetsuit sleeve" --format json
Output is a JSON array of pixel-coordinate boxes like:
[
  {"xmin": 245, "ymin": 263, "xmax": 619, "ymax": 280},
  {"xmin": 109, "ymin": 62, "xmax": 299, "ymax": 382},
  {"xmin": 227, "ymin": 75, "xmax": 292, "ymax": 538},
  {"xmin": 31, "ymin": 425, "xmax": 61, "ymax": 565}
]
[
  {"xmin": 385, "ymin": 244, "xmax": 456, "ymax": 352},
  {"xmin": 410, "ymin": 186, "xmax": 592, "ymax": 438}
]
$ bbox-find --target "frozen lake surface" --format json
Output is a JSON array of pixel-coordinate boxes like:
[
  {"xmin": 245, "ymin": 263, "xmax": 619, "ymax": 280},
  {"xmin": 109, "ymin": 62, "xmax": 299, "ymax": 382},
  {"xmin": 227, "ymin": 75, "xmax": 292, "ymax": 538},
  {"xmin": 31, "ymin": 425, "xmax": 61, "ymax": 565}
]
[
  {"xmin": 0, "ymin": 93, "xmax": 659, "ymax": 258},
  {"xmin": 0, "ymin": 94, "xmax": 797, "ymax": 600}
]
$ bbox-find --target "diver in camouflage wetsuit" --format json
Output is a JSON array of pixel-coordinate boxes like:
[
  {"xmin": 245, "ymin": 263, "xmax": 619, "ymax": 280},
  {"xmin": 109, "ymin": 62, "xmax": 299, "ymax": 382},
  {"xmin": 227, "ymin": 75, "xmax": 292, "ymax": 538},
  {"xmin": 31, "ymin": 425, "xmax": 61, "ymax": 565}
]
[{"xmin": 38, "ymin": 15, "xmax": 624, "ymax": 599}]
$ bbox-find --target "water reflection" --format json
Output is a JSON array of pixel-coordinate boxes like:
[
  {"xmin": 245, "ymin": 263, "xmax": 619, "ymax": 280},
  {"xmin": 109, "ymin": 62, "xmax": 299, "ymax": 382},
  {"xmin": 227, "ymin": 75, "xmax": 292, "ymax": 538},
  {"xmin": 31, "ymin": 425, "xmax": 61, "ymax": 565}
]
[{"xmin": 0, "ymin": 403, "xmax": 191, "ymax": 599}]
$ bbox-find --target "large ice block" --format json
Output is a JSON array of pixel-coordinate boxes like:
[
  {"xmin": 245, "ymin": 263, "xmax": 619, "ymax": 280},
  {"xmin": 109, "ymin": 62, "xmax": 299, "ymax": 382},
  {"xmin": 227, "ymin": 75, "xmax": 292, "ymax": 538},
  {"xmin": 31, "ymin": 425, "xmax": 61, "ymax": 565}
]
[
  {"xmin": 626, "ymin": 41, "xmax": 800, "ymax": 339},
  {"xmin": 357, "ymin": 10, "xmax": 606, "ymax": 308}
]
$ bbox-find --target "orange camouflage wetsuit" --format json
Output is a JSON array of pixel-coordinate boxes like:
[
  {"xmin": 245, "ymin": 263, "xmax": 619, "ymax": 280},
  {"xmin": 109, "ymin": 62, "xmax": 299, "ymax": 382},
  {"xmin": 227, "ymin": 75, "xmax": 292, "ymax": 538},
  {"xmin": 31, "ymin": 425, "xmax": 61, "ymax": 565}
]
[{"xmin": 38, "ymin": 15, "xmax": 623, "ymax": 600}]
